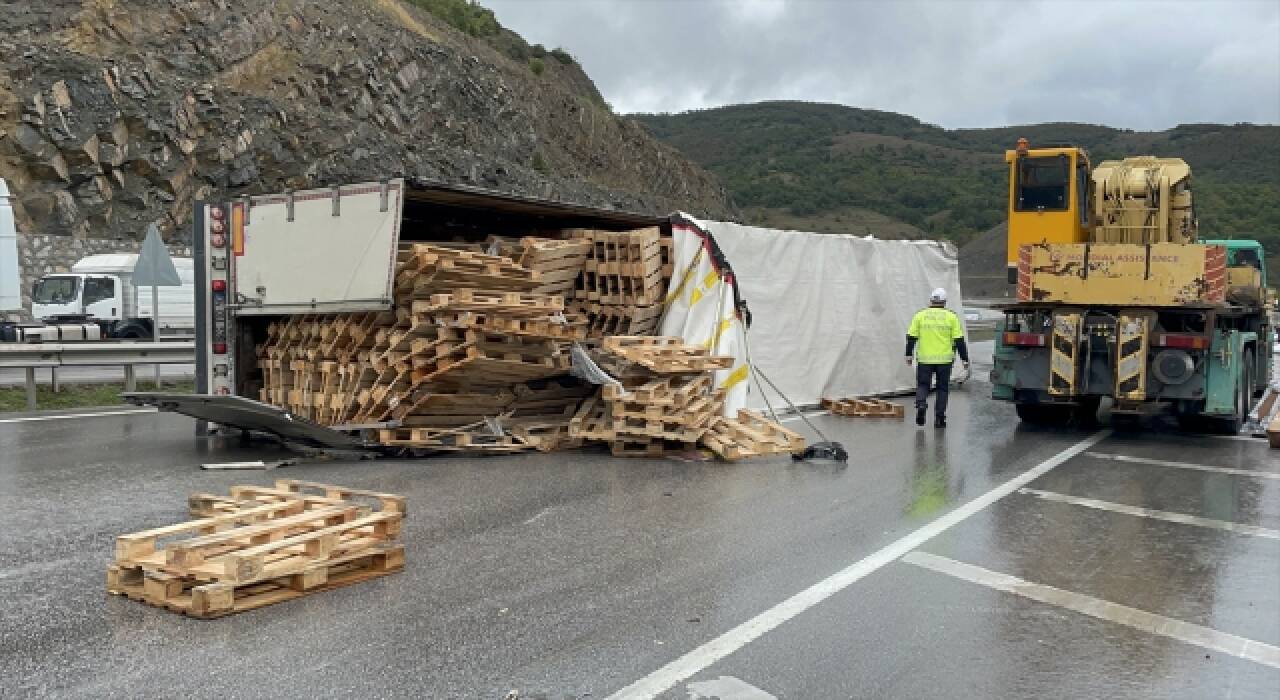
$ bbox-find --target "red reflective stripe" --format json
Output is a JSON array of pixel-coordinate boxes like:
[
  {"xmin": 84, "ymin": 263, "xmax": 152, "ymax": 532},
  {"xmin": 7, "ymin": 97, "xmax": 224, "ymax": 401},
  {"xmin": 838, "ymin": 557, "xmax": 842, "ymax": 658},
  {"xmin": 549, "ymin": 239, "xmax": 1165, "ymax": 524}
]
[
  {"xmin": 1154, "ymin": 333, "xmax": 1209, "ymax": 350},
  {"xmin": 1003, "ymin": 332, "xmax": 1047, "ymax": 347}
]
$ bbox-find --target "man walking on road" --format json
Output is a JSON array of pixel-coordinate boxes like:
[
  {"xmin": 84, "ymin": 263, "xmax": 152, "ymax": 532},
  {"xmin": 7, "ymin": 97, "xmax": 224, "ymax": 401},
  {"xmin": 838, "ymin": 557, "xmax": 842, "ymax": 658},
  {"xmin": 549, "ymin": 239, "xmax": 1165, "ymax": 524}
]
[{"xmin": 906, "ymin": 288, "xmax": 970, "ymax": 428}]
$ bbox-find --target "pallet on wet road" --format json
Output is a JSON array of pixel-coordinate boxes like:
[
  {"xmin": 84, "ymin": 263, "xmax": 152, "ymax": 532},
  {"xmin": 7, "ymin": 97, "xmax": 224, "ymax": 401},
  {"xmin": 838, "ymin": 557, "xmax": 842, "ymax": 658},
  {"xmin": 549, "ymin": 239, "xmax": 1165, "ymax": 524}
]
[
  {"xmin": 700, "ymin": 410, "xmax": 806, "ymax": 461},
  {"xmin": 108, "ymin": 481, "xmax": 406, "ymax": 618},
  {"xmin": 822, "ymin": 397, "xmax": 906, "ymax": 419}
]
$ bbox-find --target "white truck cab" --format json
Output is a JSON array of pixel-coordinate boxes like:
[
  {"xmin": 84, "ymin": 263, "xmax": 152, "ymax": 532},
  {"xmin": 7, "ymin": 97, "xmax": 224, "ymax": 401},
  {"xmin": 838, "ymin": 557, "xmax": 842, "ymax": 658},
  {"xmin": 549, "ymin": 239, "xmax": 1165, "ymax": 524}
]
[{"xmin": 30, "ymin": 254, "xmax": 195, "ymax": 337}]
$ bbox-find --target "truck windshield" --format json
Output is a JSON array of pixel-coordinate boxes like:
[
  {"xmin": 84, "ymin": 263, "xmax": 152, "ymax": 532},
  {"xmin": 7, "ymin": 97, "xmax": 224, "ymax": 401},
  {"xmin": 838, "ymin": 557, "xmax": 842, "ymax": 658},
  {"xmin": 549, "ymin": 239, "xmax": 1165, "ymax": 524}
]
[
  {"xmin": 1015, "ymin": 155, "xmax": 1071, "ymax": 211},
  {"xmin": 33, "ymin": 276, "xmax": 79, "ymax": 304}
]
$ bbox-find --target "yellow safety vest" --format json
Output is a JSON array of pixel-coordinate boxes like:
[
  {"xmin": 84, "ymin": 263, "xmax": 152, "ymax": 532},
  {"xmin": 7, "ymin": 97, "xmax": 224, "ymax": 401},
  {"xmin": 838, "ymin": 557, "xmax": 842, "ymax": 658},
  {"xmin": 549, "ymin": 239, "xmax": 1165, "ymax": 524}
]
[{"xmin": 908, "ymin": 307, "xmax": 963, "ymax": 364}]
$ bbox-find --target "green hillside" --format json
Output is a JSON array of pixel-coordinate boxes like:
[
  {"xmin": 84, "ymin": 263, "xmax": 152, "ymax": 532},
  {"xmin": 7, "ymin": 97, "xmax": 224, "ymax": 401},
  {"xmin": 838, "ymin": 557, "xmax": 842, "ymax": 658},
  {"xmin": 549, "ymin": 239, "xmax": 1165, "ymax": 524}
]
[{"xmin": 635, "ymin": 102, "xmax": 1280, "ymax": 258}]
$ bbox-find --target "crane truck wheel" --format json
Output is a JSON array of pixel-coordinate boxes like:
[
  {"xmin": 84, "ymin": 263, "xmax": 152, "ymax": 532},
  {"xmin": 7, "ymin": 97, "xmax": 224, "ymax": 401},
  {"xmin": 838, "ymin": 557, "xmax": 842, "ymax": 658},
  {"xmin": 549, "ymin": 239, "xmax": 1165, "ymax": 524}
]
[
  {"xmin": 1015, "ymin": 403, "xmax": 1070, "ymax": 425},
  {"xmin": 1210, "ymin": 361, "xmax": 1249, "ymax": 435}
]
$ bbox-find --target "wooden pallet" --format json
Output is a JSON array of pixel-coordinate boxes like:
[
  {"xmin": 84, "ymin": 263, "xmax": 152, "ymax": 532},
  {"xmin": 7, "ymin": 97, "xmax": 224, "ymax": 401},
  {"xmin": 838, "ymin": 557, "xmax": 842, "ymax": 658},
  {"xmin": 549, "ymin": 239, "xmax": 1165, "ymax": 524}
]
[
  {"xmin": 397, "ymin": 245, "xmax": 539, "ymax": 296},
  {"xmin": 700, "ymin": 410, "xmax": 806, "ymax": 461},
  {"xmin": 574, "ymin": 302, "xmax": 664, "ymax": 339},
  {"xmin": 822, "ymin": 397, "xmax": 906, "ymax": 419},
  {"xmin": 108, "ymin": 481, "xmax": 405, "ymax": 618},
  {"xmin": 519, "ymin": 237, "xmax": 593, "ymax": 297},
  {"xmin": 576, "ymin": 228, "xmax": 667, "ymax": 305},
  {"xmin": 433, "ymin": 311, "xmax": 587, "ymax": 341},
  {"xmin": 378, "ymin": 426, "xmax": 533, "ymax": 452},
  {"xmin": 602, "ymin": 335, "xmax": 734, "ymax": 373},
  {"xmin": 108, "ymin": 544, "xmax": 403, "ymax": 619},
  {"xmin": 412, "ymin": 289, "xmax": 564, "ymax": 316}
]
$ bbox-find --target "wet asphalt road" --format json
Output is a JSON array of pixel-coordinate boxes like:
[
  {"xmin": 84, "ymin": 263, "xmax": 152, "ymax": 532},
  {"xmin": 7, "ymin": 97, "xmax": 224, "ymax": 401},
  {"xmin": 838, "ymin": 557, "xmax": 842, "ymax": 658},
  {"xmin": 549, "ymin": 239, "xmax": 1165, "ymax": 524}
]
[{"xmin": 0, "ymin": 353, "xmax": 1277, "ymax": 698}]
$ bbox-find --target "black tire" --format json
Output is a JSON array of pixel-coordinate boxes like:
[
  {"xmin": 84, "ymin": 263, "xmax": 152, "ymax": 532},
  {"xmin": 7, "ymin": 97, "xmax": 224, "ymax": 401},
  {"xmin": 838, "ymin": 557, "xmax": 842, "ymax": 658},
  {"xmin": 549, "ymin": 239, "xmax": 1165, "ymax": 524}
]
[
  {"xmin": 1209, "ymin": 367, "xmax": 1247, "ymax": 435},
  {"xmin": 1242, "ymin": 350, "xmax": 1256, "ymax": 415},
  {"xmin": 1073, "ymin": 397, "xmax": 1102, "ymax": 426},
  {"xmin": 1175, "ymin": 413, "xmax": 1204, "ymax": 432},
  {"xmin": 1015, "ymin": 403, "xmax": 1072, "ymax": 425}
]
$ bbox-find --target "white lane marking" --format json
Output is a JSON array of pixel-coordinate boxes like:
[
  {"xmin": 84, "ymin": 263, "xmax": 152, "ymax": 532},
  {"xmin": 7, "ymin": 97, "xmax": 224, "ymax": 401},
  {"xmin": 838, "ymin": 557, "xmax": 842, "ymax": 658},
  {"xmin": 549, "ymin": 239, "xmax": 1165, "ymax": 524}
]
[
  {"xmin": 1084, "ymin": 452, "xmax": 1280, "ymax": 480},
  {"xmin": 604, "ymin": 430, "xmax": 1112, "ymax": 700},
  {"xmin": 1019, "ymin": 488, "xmax": 1280, "ymax": 540},
  {"xmin": 686, "ymin": 676, "xmax": 776, "ymax": 699},
  {"xmin": 0, "ymin": 408, "xmax": 156, "ymax": 424},
  {"xmin": 903, "ymin": 551, "xmax": 1280, "ymax": 670}
]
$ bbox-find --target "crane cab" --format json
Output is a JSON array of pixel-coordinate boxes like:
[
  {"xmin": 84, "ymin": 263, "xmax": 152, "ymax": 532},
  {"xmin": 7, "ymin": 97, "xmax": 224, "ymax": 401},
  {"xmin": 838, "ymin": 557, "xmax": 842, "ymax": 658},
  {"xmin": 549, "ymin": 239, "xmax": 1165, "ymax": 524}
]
[{"xmin": 1005, "ymin": 141, "xmax": 1092, "ymax": 283}]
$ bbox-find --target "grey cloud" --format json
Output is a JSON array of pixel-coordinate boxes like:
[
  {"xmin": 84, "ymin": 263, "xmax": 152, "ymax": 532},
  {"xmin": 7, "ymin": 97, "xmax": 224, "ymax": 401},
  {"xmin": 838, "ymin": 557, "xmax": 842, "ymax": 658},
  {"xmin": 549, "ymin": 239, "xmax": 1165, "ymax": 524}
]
[{"xmin": 484, "ymin": 0, "xmax": 1280, "ymax": 129}]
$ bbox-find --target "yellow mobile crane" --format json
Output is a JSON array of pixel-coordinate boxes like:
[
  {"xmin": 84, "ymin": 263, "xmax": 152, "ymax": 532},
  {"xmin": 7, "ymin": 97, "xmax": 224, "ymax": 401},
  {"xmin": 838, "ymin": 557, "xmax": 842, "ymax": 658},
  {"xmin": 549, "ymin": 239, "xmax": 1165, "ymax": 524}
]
[{"xmin": 991, "ymin": 139, "xmax": 1271, "ymax": 431}]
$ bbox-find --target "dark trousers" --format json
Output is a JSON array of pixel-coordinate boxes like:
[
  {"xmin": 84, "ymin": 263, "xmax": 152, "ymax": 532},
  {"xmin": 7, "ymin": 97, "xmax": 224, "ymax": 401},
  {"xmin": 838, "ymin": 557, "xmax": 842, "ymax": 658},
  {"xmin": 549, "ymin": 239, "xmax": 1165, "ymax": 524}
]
[{"xmin": 915, "ymin": 363, "xmax": 952, "ymax": 417}]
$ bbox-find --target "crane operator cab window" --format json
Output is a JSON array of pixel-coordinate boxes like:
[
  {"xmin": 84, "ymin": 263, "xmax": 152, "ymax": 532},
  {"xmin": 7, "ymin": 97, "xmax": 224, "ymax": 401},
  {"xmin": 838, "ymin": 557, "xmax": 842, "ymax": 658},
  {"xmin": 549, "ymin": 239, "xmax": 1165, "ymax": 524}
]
[{"xmin": 1015, "ymin": 154, "xmax": 1071, "ymax": 211}]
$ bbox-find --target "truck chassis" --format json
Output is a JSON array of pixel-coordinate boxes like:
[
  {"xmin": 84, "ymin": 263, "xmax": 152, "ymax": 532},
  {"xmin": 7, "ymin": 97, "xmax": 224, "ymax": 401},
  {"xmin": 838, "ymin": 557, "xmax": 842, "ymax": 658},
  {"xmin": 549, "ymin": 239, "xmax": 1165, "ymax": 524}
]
[{"xmin": 992, "ymin": 302, "xmax": 1271, "ymax": 432}]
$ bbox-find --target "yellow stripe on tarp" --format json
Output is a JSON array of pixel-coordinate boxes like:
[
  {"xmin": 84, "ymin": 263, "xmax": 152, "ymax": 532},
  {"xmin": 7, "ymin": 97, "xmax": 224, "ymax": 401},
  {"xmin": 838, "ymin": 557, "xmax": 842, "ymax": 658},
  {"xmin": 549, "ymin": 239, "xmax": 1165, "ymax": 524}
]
[
  {"xmin": 709, "ymin": 316, "xmax": 734, "ymax": 347},
  {"xmin": 689, "ymin": 286, "xmax": 704, "ymax": 306},
  {"xmin": 702, "ymin": 269, "xmax": 720, "ymax": 289},
  {"xmin": 663, "ymin": 248, "xmax": 705, "ymax": 306},
  {"xmin": 719, "ymin": 363, "xmax": 750, "ymax": 390}
]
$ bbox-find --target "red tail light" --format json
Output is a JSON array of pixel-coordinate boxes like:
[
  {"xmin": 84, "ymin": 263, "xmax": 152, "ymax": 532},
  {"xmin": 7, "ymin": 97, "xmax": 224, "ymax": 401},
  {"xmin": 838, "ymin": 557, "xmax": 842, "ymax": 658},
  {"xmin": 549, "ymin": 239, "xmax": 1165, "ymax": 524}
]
[
  {"xmin": 212, "ymin": 342, "xmax": 227, "ymax": 354},
  {"xmin": 211, "ymin": 279, "xmax": 226, "ymax": 292},
  {"xmin": 1003, "ymin": 332, "xmax": 1047, "ymax": 347},
  {"xmin": 1154, "ymin": 333, "xmax": 1209, "ymax": 350}
]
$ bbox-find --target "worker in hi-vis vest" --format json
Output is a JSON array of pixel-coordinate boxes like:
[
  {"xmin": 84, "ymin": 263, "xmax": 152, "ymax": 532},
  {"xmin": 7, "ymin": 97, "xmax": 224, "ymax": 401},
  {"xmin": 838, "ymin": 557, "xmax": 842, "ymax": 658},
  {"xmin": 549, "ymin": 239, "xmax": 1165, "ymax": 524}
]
[{"xmin": 905, "ymin": 288, "xmax": 969, "ymax": 428}]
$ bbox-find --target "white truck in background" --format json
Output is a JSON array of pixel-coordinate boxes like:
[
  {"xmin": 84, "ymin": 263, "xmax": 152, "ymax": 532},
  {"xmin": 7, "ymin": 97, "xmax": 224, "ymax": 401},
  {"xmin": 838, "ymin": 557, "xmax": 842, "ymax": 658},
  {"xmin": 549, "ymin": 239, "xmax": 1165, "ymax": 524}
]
[
  {"xmin": 30, "ymin": 254, "xmax": 195, "ymax": 338},
  {"xmin": 0, "ymin": 179, "xmax": 22, "ymax": 317},
  {"xmin": 0, "ymin": 177, "xmax": 195, "ymax": 341}
]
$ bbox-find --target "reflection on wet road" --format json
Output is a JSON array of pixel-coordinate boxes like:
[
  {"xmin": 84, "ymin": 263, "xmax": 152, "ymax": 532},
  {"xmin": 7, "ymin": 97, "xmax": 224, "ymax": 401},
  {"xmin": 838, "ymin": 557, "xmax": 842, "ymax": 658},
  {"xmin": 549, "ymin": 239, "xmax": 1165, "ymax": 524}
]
[{"xmin": 0, "ymin": 363, "xmax": 1277, "ymax": 698}]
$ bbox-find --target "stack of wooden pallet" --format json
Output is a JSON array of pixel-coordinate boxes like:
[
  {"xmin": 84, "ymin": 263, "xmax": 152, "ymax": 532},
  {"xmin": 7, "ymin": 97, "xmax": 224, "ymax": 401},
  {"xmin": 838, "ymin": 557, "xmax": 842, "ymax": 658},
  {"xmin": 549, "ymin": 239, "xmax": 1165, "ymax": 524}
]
[
  {"xmin": 567, "ymin": 336, "xmax": 804, "ymax": 460},
  {"xmin": 256, "ymin": 245, "xmax": 585, "ymax": 451},
  {"xmin": 107, "ymin": 480, "xmax": 405, "ymax": 618},
  {"xmin": 571, "ymin": 228, "xmax": 673, "ymax": 339}
]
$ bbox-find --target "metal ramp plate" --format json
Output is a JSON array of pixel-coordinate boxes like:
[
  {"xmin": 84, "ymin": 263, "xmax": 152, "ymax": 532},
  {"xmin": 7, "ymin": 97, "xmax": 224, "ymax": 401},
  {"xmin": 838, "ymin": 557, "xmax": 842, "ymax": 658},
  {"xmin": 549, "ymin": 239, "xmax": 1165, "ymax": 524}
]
[{"xmin": 123, "ymin": 393, "xmax": 364, "ymax": 449}]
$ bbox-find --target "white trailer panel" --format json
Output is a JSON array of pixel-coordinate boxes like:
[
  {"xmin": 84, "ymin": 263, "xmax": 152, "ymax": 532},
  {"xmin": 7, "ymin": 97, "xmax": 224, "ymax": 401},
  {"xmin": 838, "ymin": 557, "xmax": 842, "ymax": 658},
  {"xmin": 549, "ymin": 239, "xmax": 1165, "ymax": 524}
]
[{"xmin": 232, "ymin": 182, "xmax": 402, "ymax": 315}]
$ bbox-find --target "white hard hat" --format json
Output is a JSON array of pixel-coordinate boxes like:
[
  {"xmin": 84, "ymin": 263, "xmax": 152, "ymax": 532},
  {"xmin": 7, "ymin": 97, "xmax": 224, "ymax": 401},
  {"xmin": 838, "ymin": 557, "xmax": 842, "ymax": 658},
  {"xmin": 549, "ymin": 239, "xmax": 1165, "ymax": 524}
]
[{"xmin": 930, "ymin": 288, "xmax": 948, "ymax": 303}]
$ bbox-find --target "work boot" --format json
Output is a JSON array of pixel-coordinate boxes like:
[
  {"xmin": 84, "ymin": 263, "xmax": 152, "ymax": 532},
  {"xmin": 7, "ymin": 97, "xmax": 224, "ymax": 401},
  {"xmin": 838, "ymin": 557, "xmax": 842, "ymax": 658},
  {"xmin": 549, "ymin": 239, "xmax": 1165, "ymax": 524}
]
[
  {"xmin": 935, "ymin": 415, "xmax": 947, "ymax": 429},
  {"xmin": 915, "ymin": 407, "xmax": 926, "ymax": 426}
]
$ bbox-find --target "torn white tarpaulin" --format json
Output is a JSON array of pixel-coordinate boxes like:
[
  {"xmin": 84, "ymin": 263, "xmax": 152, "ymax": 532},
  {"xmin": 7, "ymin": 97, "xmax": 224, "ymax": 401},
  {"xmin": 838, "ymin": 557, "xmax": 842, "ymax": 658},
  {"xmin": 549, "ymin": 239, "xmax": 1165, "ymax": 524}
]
[{"xmin": 659, "ymin": 214, "xmax": 966, "ymax": 412}]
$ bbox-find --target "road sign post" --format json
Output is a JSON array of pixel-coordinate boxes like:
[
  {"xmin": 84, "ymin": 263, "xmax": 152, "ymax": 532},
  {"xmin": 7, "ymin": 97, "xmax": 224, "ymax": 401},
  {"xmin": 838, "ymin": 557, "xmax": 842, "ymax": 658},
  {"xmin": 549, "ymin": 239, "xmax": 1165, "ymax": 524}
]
[{"xmin": 134, "ymin": 224, "xmax": 181, "ymax": 387}]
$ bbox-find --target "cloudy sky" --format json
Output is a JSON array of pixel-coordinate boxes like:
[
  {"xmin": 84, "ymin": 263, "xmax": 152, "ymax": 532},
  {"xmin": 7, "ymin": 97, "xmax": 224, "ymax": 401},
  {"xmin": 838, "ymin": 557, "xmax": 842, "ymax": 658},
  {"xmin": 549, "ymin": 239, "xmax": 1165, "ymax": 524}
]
[{"xmin": 484, "ymin": 0, "xmax": 1280, "ymax": 130}]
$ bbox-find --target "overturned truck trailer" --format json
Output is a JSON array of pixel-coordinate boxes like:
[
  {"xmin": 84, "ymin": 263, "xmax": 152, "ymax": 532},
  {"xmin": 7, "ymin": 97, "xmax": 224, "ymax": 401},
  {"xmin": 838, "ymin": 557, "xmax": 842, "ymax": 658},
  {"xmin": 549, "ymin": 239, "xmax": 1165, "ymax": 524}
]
[
  {"xmin": 663, "ymin": 215, "xmax": 967, "ymax": 413},
  {"xmin": 133, "ymin": 180, "xmax": 963, "ymax": 449}
]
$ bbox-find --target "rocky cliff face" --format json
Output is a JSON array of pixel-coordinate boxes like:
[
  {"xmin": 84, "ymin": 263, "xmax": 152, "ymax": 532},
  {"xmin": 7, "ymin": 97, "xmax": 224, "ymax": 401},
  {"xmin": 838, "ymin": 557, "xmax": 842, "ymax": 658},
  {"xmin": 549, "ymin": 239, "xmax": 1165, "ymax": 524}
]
[{"xmin": 0, "ymin": 0, "xmax": 735, "ymax": 245}]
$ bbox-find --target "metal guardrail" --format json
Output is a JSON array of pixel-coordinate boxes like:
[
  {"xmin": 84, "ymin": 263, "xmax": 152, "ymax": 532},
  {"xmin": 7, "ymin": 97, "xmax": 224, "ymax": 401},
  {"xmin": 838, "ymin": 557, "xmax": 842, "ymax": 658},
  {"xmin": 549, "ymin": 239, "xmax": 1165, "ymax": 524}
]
[{"xmin": 0, "ymin": 341, "xmax": 195, "ymax": 409}]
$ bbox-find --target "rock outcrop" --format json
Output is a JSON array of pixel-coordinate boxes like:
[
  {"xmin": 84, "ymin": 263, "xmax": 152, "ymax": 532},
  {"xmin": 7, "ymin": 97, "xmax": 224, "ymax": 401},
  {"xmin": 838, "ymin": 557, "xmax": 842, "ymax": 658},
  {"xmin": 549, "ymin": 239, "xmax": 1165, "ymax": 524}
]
[{"xmin": 0, "ymin": 0, "xmax": 735, "ymax": 244}]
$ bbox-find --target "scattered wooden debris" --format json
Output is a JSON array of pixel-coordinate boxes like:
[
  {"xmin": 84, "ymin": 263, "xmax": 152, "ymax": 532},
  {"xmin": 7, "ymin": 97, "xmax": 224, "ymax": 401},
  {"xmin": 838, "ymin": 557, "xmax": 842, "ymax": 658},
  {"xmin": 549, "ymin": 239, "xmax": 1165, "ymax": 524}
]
[
  {"xmin": 251, "ymin": 233, "xmax": 790, "ymax": 462},
  {"xmin": 822, "ymin": 397, "xmax": 906, "ymax": 419},
  {"xmin": 108, "ymin": 480, "xmax": 405, "ymax": 618}
]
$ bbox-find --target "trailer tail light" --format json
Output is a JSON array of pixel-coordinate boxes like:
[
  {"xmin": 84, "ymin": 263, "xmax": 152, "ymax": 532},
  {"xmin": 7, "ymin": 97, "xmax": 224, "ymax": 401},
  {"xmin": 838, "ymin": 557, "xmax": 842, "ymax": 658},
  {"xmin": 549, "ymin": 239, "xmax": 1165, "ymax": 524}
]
[
  {"xmin": 211, "ymin": 279, "xmax": 226, "ymax": 292},
  {"xmin": 1003, "ymin": 332, "xmax": 1047, "ymax": 347},
  {"xmin": 212, "ymin": 342, "xmax": 227, "ymax": 354},
  {"xmin": 1154, "ymin": 333, "xmax": 1209, "ymax": 350}
]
